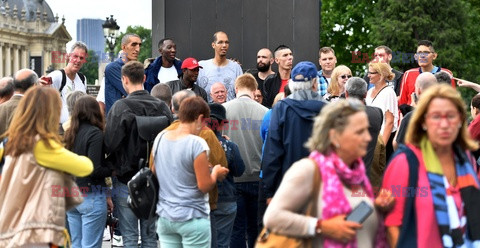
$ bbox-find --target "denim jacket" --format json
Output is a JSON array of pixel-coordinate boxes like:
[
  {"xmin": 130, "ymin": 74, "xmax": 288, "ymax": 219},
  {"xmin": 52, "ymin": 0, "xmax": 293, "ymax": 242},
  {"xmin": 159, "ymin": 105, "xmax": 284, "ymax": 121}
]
[{"xmin": 215, "ymin": 132, "xmax": 245, "ymax": 202}]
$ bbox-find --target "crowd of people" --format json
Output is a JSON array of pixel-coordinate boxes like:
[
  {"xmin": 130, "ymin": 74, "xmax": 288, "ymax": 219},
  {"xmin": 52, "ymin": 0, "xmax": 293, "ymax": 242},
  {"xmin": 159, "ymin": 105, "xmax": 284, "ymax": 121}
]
[{"xmin": 0, "ymin": 30, "xmax": 479, "ymax": 248}]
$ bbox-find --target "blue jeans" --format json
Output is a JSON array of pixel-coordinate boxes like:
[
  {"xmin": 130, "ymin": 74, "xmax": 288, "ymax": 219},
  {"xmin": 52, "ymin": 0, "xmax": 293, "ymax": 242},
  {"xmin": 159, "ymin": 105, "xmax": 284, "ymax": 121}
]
[
  {"xmin": 214, "ymin": 201, "xmax": 237, "ymax": 248},
  {"xmin": 114, "ymin": 180, "xmax": 157, "ymax": 248},
  {"xmin": 230, "ymin": 182, "xmax": 259, "ymax": 248},
  {"xmin": 157, "ymin": 217, "xmax": 211, "ymax": 248},
  {"xmin": 67, "ymin": 192, "xmax": 107, "ymax": 248}
]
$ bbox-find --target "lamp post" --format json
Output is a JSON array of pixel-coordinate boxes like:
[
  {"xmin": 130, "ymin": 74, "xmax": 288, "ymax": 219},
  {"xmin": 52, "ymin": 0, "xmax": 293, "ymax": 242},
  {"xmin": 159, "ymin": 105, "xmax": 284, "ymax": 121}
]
[{"xmin": 102, "ymin": 15, "xmax": 120, "ymax": 62}]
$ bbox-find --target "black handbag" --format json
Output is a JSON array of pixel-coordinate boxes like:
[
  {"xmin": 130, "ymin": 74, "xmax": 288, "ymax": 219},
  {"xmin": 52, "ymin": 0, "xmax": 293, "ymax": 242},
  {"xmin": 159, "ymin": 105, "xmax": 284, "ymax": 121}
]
[{"xmin": 126, "ymin": 115, "xmax": 169, "ymax": 220}]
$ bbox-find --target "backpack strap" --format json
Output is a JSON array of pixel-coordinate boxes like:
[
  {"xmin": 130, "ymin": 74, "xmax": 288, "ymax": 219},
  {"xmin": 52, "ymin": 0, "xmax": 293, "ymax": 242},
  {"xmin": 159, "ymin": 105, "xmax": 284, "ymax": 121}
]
[
  {"xmin": 395, "ymin": 144, "xmax": 419, "ymax": 248},
  {"xmin": 59, "ymin": 69, "xmax": 86, "ymax": 94}
]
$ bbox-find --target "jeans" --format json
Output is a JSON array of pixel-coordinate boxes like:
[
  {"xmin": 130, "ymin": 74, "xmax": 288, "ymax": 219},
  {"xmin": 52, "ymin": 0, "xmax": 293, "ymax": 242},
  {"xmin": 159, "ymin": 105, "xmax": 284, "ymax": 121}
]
[
  {"xmin": 230, "ymin": 182, "xmax": 259, "ymax": 248},
  {"xmin": 114, "ymin": 180, "xmax": 157, "ymax": 248},
  {"xmin": 214, "ymin": 201, "xmax": 237, "ymax": 248},
  {"xmin": 157, "ymin": 217, "xmax": 211, "ymax": 248},
  {"xmin": 67, "ymin": 192, "xmax": 107, "ymax": 248}
]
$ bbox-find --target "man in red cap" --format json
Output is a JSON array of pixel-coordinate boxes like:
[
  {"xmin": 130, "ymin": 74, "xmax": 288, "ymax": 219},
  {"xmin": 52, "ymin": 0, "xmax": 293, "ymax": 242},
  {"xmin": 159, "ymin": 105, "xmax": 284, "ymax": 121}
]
[{"xmin": 166, "ymin": 57, "xmax": 208, "ymax": 102}]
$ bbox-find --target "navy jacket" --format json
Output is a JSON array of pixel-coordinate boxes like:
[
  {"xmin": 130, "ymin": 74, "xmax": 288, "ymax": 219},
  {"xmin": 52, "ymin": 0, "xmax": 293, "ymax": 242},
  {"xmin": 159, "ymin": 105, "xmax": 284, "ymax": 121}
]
[
  {"xmin": 105, "ymin": 57, "xmax": 128, "ymax": 115},
  {"xmin": 144, "ymin": 56, "xmax": 183, "ymax": 92},
  {"xmin": 261, "ymin": 94, "xmax": 326, "ymax": 198}
]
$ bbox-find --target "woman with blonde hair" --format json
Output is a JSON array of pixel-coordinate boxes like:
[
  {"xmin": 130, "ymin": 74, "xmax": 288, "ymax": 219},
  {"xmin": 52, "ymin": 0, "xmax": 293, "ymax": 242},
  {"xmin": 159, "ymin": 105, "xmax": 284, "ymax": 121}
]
[
  {"xmin": 263, "ymin": 99, "xmax": 392, "ymax": 247},
  {"xmin": 0, "ymin": 87, "xmax": 93, "ymax": 247},
  {"xmin": 382, "ymin": 84, "xmax": 480, "ymax": 247},
  {"xmin": 366, "ymin": 62, "xmax": 398, "ymax": 161},
  {"xmin": 323, "ymin": 65, "xmax": 352, "ymax": 102}
]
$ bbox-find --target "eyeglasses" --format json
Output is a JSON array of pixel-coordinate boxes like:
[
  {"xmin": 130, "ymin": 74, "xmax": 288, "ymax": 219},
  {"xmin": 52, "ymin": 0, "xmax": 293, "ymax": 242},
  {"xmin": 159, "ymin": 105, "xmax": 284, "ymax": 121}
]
[
  {"xmin": 416, "ymin": 51, "xmax": 432, "ymax": 57},
  {"xmin": 340, "ymin": 74, "xmax": 352, "ymax": 79},
  {"xmin": 367, "ymin": 71, "xmax": 378, "ymax": 75},
  {"xmin": 425, "ymin": 112, "xmax": 460, "ymax": 124}
]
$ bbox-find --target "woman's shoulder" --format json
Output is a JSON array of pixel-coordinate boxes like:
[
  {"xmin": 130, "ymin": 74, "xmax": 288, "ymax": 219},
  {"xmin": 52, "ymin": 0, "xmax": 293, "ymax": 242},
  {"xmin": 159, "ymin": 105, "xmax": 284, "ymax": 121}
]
[{"xmin": 288, "ymin": 158, "xmax": 318, "ymax": 176}]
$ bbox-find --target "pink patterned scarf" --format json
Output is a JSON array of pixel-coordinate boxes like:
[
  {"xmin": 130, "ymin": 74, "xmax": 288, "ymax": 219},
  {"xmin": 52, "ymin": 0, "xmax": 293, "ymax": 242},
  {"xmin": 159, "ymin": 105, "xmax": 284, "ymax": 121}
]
[{"xmin": 309, "ymin": 150, "xmax": 387, "ymax": 248}]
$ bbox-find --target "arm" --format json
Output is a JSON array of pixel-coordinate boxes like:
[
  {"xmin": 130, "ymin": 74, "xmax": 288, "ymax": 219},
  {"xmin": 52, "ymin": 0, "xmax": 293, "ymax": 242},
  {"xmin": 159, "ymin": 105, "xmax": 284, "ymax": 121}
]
[
  {"xmin": 398, "ymin": 72, "xmax": 409, "ymax": 105},
  {"xmin": 382, "ymin": 110, "xmax": 394, "ymax": 145},
  {"xmin": 194, "ymin": 151, "xmax": 229, "ymax": 193},
  {"xmin": 455, "ymin": 78, "xmax": 480, "ymax": 93},
  {"xmin": 85, "ymin": 129, "xmax": 111, "ymax": 179},
  {"xmin": 104, "ymin": 103, "xmax": 128, "ymax": 154},
  {"xmin": 228, "ymin": 141, "xmax": 245, "ymax": 177},
  {"xmin": 202, "ymin": 129, "xmax": 228, "ymax": 168},
  {"xmin": 387, "ymin": 226, "xmax": 400, "ymax": 247},
  {"xmin": 34, "ymin": 139, "xmax": 93, "ymax": 177}
]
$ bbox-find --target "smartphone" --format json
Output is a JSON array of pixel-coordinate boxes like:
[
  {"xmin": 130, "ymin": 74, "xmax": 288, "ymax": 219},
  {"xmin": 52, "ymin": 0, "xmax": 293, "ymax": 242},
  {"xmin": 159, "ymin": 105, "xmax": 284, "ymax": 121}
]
[
  {"xmin": 345, "ymin": 201, "xmax": 373, "ymax": 224},
  {"xmin": 40, "ymin": 76, "xmax": 52, "ymax": 86}
]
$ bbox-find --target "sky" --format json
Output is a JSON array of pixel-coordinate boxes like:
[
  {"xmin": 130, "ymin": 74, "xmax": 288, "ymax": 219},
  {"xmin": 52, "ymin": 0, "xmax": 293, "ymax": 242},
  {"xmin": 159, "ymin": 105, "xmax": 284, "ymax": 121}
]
[{"xmin": 47, "ymin": 0, "xmax": 152, "ymax": 50}]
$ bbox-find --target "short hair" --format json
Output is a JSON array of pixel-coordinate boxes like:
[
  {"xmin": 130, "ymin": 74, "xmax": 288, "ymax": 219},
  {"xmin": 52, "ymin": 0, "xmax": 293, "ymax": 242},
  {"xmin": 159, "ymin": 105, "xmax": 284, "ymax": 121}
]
[
  {"xmin": 13, "ymin": 69, "xmax": 38, "ymax": 92},
  {"xmin": 70, "ymin": 41, "xmax": 88, "ymax": 54},
  {"xmin": 417, "ymin": 40, "xmax": 435, "ymax": 53},
  {"xmin": 345, "ymin": 77, "xmax": 367, "ymax": 100},
  {"xmin": 368, "ymin": 62, "xmax": 395, "ymax": 81},
  {"xmin": 328, "ymin": 65, "xmax": 351, "ymax": 96},
  {"xmin": 305, "ymin": 98, "xmax": 366, "ymax": 153},
  {"xmin": 66, "ymin": 91, "xmax": 87, "ymax": 113},
  {"xmin": 122, "ymin": 33, "xmax": 141, "ymax": 46},
  {"xmin": 375, "ymin": 45, "xmax": 393, "ymax": 55},
  {"xmin": 319, "ymin": 47, "xmax": 335, "ymax": 56},
  {"xmin": 172, "ymin": 90, "xmax": 196, "ymax": 113},
  {"xmin": 213, "ymin": 31, "xmax": 227, "ymax": 43},
  {"xmin": 235, "ymin": 74, "xmax": 258, "ymax": 92},
  {"xmin": 0, "ymin": 77, "xmax": 14, "ymax": 98},
  {"xmin": 472, "ymin": 94, "xmax": 480, "ymax": 109},
  {"xmin": 157, "ymin": 38, "xmax": 173, "ymax": 49},
  {"xmin": 434, "ymin": 71, "xmax": 452, "ymax": 85},
  {"xmin": 405, "ymin": 84, "xmax": 477, "ymax": 151},
  {"xmin": 151, "ymin": 83, "xmax": 172, "ymax": 106},
  {"xmin": 121, "ymin": 61, "xmax": 144, "ymax": 84},
  {"xmin": 178, "ymin": 96, "xmax": 210, "ymax": 123},
  {"xmin": 274, "ymin": 45, "xmax": 290, "ymax": 58},
  {"xmin": 3, "ymin": 87, "xmax": 62, "ymax": 156}
]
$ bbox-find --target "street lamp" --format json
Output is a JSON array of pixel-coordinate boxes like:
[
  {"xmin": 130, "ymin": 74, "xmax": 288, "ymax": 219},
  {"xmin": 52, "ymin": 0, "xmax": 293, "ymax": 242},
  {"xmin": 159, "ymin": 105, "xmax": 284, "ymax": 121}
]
[{"xmin": 102, "ymin": 15, "xmax": 120, "ymax": 62}]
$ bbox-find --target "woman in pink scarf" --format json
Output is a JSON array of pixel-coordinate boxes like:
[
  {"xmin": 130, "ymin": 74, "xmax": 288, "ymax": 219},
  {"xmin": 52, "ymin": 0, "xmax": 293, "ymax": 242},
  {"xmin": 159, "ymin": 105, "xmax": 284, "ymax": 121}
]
[{"xmin": 263, "ymin": 98, "xmax": 393, "ymax": 247}]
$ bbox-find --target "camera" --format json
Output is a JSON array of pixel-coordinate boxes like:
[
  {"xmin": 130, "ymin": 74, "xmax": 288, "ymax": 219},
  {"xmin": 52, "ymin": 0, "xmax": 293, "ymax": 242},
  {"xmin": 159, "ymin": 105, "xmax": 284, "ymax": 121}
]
[{"xmin": 105, "ymin": 213, "xmax": 118, "ymax": 228}]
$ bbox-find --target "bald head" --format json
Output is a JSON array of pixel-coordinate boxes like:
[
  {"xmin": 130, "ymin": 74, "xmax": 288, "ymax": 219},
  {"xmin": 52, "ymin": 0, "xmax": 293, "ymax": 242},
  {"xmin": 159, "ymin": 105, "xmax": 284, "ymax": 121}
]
[
  {"xmin": 14, "ymin": 69, "xmax": 38, "ymax": 93},
  {"xmin": 210, "ymin": 82, "xmax": 227, "ymax": 104},
  {"xmin": 415, "ymin": 72, "xmax": 437, "ymax": 95},
  {"xmin": 0, "ymin": 77, "xmax": 14, "ymax": 103},
  {"xmin": 172, "ymin": 90, "xmax": 196, "ymax": 113}
]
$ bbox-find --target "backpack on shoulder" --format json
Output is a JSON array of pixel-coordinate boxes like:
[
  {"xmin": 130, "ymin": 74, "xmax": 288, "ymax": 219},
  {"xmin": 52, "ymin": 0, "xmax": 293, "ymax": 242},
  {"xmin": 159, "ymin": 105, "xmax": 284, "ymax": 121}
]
[
  {"xmin": 59, "ymin": 69, "xmax": 85, "ymax": 93},
  {"xmin": 127, "ymin": 115, "xmax": 170, "ymax": 219}
]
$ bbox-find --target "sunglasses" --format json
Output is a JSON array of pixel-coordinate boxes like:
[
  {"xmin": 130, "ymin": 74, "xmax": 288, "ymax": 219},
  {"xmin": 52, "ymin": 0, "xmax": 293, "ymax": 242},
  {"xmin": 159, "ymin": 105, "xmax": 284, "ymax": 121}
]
[{"xmin": 340, "ymin": 74, "xmax": 352, "ymax": 79}]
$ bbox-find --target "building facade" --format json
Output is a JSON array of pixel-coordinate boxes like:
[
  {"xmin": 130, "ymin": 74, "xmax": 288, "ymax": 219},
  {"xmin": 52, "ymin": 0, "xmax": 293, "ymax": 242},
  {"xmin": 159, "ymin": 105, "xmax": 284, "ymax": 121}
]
[
  {"xmin": 0, "ymin": 0, "xmax": 71, "ymax": 77},
  {"xmin": 77, "ymin": 18, "xmax": 105, "ymax": 56}
]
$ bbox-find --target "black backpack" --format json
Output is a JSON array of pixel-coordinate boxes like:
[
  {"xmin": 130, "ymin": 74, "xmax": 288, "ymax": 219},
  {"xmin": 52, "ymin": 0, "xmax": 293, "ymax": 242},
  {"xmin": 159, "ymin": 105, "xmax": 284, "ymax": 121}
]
[
  {"xmin": 59, "ymin": 69, "xmax": 86, "ymax": 93},
  {"xmin": 127, "ymin": 116, "xmax": 169, "ymax": 219}
]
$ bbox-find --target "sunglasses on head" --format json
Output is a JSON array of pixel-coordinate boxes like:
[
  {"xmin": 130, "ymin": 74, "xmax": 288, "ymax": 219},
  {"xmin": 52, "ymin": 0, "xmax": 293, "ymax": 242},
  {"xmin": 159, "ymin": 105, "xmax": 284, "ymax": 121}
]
[{"xmin": 340, "ymin": 74, "xmax": 352, "ymax": 79}]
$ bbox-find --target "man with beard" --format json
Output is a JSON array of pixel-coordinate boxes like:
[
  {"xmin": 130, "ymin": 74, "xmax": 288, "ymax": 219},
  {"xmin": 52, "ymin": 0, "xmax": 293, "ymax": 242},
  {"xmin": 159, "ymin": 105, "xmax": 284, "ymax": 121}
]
[
  {"xmin": 262, "ymin": 45, "xmax": 293, "ymax": 108},
  {"xmin": 317, "ymin": 47, "xmax": 336, "ymax": 97},
  {"xmin": 144, "ymin": 38, "xmax": 183, "ymax": 92},
  {"xmin": 46, "ymin": 41, "xmax": 88, "ymax": 124},
  {"xmin": 197, "ymin": 31, "xmax": 243, "ymax": 102},
  {"xmin": 166, "ymin": 57, "xmax": 208, "ymax": 102},
  {"xmin": 252, "ymin": 48, "xmax": 275, "ymax": 90}
]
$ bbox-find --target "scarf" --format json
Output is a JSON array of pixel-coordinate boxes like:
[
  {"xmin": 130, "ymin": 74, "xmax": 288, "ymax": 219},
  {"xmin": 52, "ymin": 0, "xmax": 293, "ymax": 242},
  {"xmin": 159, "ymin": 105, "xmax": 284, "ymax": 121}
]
[
  {"xmin": 309, "ymin": 151, "xmax": 387, "ymax": 248},
  {"xmin": 420, "ymin": 137, "xmax": 480, "ymax": 247}
]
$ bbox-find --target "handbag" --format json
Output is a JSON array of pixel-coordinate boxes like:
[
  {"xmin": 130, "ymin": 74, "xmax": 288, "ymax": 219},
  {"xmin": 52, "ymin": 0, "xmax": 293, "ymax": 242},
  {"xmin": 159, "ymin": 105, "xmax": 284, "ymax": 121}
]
[
  {"xmin": 64, "ymin": 174, "xmax": 84, "ymax": 210},
  {"xmin": 256, "ymin": 159, "xmax": 320, "ymax": 248}
]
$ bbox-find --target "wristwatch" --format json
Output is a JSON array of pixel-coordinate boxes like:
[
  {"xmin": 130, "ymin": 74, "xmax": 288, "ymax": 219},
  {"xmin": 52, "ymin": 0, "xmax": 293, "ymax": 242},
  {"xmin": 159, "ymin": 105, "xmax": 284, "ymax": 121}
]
[{"xmin": 315, "ymin": 219, "xmax": 322, "ymax": 234}]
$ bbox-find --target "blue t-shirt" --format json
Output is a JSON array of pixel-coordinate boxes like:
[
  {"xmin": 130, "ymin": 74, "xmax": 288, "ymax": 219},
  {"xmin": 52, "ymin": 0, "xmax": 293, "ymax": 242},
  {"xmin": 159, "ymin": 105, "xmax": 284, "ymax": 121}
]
[{"xmin": 153, "ymin": 132, "xmax": 210, "ymax": 222}]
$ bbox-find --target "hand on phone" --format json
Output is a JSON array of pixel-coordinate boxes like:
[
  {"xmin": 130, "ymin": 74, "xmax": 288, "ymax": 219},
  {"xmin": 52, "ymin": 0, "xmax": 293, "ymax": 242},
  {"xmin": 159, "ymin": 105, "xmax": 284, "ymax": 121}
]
[
  {"xmin": 346, "ymin": 201, "xmax": 374, "ymax": 224},
  {"xmin": 39, "ymin": 76, "xmax": 52, "ymax": 86}
]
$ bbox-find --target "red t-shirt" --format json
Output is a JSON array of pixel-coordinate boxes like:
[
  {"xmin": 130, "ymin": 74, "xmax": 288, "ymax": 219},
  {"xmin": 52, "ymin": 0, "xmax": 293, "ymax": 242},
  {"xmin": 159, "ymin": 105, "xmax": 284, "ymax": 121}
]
[{"xmin": 279, "ymin": 79, "xmax": 289, "ymax": 93}]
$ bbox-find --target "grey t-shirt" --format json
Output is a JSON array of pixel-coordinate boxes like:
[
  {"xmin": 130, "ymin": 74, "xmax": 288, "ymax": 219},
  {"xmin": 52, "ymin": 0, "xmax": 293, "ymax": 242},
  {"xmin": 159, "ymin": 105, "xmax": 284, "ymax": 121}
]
[
  {"xmin": 197, "ymin": 59, "xmax": 243, "ymax": 102},
  {"xmin": 153, "ymin": 132, "xmax": 210, "ymax": 222}
]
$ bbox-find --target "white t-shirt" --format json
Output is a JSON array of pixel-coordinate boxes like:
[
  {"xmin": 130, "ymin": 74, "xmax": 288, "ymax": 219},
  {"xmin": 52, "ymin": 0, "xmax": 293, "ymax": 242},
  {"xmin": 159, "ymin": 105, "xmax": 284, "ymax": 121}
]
[
  {"xmin": 365, "ymin": 86, "xmax": 398, "ymax": 134},
  {"xmin": 197, "ymin": 59, "xmax": 243, "ymax": 102},
  {"xmin": 48, "ymin": 70, "xmax": 87, "ymax": 124},
  {"xmin": 157, "ymin": 66, "xmax": 179, "ymax": 84},
  {"xmin": 96, "ymin": 78, "xmax": 105, "ymax": 103}
]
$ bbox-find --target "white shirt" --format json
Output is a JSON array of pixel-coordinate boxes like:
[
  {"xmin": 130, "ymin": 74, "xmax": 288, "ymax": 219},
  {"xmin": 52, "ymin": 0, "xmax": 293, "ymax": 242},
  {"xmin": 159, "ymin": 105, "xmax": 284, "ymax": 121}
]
[
  {"xmin": 365, "ymin": 86, "xmax": 398, "ymax": 134},
  {"xmin": 157, "ymin": 66, "xmax": 179, "ymax": 84},
  {"xmin": 48, "ymin": 70, "xmax": 87, "ymax": 124}
]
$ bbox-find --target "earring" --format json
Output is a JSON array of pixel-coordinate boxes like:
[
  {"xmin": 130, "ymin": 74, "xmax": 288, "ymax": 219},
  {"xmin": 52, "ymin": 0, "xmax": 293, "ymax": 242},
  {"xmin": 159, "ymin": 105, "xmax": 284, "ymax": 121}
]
[
  {"xmin": 458, "ymin": 124, "xmax": 462, "ymax": 129},
  {"xmin": 334, "ymin": 143, "xmax": 340, "ymax": 149},
  {"xmin": 422, "ymin": 126, "xmax": 427, "ymax": 131}
]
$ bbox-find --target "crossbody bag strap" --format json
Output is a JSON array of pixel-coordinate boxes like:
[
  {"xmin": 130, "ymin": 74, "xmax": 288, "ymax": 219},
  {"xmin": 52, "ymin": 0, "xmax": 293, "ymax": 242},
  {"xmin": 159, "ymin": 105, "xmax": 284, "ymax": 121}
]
[
  {"xmin": 304, "ymin": 159, "xmax": 321, "ymax": 217},
  {"xmin": 149, "ymin": 131, "xmax": 167, "ymax": 174}
]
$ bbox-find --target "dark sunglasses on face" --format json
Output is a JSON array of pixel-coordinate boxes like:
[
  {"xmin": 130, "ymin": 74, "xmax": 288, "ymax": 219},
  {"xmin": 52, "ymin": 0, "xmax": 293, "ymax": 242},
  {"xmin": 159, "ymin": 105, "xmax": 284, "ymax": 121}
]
[{"xmin": 340, "ymin": 74, "xmax": 352, "ymax": 79}]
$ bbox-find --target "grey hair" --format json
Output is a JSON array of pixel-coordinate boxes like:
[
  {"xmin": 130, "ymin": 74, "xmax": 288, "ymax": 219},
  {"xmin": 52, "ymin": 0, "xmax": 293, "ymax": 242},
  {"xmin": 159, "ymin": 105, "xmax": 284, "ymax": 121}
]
[
  {"xmin": 122, "ymin": 34, "xmax": 141, "ymax": 46},
  {"xmin": 172, "ymin": 90, "xmax": 196, "ymax": 113},
  {"xmin": 288, "ymin": 77, "xmax": 317, "ymax": 93},
  {"xmin": 305, "ymin": 98, "xmax": 365, "ymax": 153},
  {"xmin": 0, "ymin": 77, "xmax": 14, "ymax": 98},
  {"xmin": 345, "ymin": 77, "xmax": 367, "ymax": 100},
  {"xmin": 66, "ymin": 91, "xmax": 87, "ymax": 114},
  {"xmin": 70, "ymin": 41, "xmax": 88, "ymax": 53}
]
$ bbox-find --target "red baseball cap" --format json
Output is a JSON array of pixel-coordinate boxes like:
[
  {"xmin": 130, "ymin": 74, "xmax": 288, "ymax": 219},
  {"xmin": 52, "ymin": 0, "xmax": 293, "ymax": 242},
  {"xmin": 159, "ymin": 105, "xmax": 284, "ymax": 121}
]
[{"xmin": 181, "ymin": 57, "xmax": 203, "ymax": 70}]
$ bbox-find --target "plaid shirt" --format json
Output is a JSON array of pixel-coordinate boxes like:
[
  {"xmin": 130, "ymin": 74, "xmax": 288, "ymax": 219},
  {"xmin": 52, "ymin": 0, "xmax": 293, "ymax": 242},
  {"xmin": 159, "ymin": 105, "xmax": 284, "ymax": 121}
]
[{"xmin": 317, "ymin": 70, "xmax": 329, "ymax": 96}]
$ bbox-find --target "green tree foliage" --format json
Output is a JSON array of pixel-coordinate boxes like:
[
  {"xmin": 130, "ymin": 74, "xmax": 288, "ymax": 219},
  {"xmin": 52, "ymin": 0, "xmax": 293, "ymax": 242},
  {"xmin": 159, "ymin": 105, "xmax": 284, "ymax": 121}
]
[
  {"xmin": 113, "ymin": 26, "xmax": 152, "ymax": 64},
  {"xmin": 79, "ymin": 50, "xmax": 99, "ymax": 85},
  {"xmin": 320, "ymin": 0, "xmax": 375, "ymax": 76}
]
